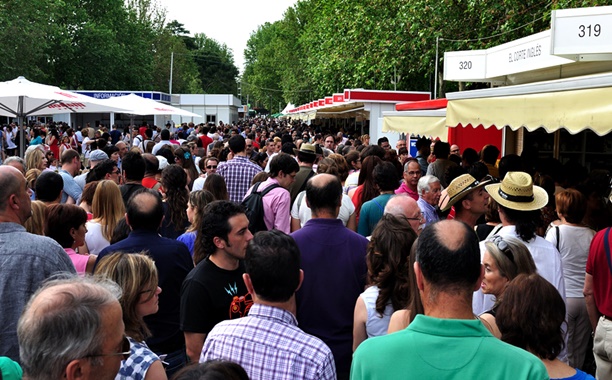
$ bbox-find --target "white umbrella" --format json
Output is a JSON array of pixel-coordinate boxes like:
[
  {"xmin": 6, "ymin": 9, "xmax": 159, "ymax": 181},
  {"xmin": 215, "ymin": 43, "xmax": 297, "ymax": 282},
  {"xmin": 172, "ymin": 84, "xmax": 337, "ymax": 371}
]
[
  {"xmin": 101, "ymin": 93, "xmax": 200, "ymax": 117},
  {"xmin": 0, "ymin": 76, "xmax": 132, "ymax": 117},
  {"xmin": 0, "ymin": 76, "xmax": 133, "ymax": 155}
]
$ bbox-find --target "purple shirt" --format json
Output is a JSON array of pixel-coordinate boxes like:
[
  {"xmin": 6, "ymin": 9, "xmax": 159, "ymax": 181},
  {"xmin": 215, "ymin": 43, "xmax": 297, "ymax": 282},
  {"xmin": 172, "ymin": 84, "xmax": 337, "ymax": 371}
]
[
  {"xmin": 200, "ymin": 304, "xmax": 336, "ymax": 380},
  {"xmin": 243, "ymin": 177, "xmax": 291, "ymax": 233},
  {"xmin": 291, "ymin": 218, "xmax": 368, "ymax": 375},
  {"xmin": 217, "ymin": 155, "xmax": 262, "ymax": 202}
]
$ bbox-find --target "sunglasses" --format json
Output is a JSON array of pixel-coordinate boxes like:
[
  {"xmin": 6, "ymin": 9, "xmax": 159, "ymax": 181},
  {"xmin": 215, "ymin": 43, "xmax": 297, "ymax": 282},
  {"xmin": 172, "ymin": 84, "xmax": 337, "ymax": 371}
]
[
  {"xmin": 489, "ymin": 235, "xmax": 514, "ymax": 264},
  {"xmin": 206, "ymin": 165, "xmax": 217, "ymax": 169},
  {"xmin": 83, "ymin": 335, "xmax": 131, "ymax": 361}
]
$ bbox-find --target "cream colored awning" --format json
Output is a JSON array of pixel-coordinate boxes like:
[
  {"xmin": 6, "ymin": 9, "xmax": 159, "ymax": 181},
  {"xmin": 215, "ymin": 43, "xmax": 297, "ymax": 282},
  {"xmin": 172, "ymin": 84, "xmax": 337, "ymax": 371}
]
[
  {"xmin": 382, "ymin": 110, "xmax": 448, "ymax": 141},
  {"xmin": 446, "ymin": 72, "xmax": 612, "ymax": 136}
]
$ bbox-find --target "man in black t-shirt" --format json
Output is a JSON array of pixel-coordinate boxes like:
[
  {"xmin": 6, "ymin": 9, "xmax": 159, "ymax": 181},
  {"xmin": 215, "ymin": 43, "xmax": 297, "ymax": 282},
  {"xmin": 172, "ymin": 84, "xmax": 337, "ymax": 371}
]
[{"xmin": 180, "ymin": 201, "xmax": 254, "ymax": 364}]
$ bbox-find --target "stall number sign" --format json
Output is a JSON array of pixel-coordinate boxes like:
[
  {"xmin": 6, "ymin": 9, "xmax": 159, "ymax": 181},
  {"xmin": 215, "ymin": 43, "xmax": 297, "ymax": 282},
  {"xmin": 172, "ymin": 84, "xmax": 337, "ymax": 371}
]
[
  {"xmin": 443, "ymin": 51, "xmax": 487, "ymax": 81},
  {"xmin": 552, "ymin": 7, "xmax": 612, "ymax": 56}
]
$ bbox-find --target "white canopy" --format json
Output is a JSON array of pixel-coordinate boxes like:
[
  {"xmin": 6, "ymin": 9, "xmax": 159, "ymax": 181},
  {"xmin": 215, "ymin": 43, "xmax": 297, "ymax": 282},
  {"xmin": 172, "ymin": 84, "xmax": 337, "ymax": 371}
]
[
  {"xmin": 101, "ymin": 94, "xmax": 200, "ymax": 117},
  {"xmin": 0, "ymin": 76, "xmax": 132, "ymax": 117}
]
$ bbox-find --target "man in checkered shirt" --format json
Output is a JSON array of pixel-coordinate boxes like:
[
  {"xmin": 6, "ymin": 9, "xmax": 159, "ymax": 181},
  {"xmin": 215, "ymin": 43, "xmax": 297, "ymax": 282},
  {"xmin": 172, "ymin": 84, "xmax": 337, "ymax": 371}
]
[
  {"xmin": 217, "ymin": 135, "xmax": 262, "ymax": 202},
  {"xmin": 200, "ymin": 230, "xmax": 336, "ymax": 380}
]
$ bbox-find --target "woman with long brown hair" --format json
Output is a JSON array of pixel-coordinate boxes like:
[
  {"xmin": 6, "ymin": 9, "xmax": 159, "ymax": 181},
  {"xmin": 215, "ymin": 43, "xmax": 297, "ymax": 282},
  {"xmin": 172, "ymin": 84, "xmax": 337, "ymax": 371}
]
[
  {"xmin": 353, "ymin": 214, "xmax": 417, "ymax": 350},
  {"xmin": 159, "ymin": 164, "xmax": 190, "ymax": 239}
]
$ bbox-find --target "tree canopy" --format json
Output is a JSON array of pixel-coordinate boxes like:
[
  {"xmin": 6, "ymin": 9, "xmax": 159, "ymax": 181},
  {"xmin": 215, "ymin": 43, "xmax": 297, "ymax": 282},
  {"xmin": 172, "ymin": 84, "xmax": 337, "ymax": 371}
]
[{"xmin": 241, "ymin": 0, "xmax": 611, "ymax": 111}]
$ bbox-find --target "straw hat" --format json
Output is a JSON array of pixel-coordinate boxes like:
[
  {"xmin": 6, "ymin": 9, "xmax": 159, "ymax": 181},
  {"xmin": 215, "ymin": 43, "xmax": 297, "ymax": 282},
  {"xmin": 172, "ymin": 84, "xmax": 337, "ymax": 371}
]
[
  {"xmin": 485, "ymin": 171, "xmax": 548, "ymax": 211},
  {"xmin": 440, "ymin": 174, "xmax": 491, "ymax": 212},
  {"xmin": 293, "ymin": 143, "xmax": 318, "ymax": 157}
]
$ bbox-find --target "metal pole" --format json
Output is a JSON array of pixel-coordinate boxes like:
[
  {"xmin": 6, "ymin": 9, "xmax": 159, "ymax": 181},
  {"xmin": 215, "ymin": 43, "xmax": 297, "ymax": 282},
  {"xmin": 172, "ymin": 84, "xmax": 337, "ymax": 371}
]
[
  {"xmin": 434, "ymin": 37, "xmax": 439, "ymax": 99},
  {"xmin": 169, "ymin": 51, "xmax": 174, "ymax": 95}
]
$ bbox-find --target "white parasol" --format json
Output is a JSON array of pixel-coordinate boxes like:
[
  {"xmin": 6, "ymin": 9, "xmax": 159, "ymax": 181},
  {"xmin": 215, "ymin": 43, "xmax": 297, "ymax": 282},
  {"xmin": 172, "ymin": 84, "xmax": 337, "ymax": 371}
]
[
  {"xmin": 0, "ymin": 76, "xmax": 133, "ymax": 155},
  {"xmin": 101, "ymin": 93, "xmax": 200, "ymax": 117}
]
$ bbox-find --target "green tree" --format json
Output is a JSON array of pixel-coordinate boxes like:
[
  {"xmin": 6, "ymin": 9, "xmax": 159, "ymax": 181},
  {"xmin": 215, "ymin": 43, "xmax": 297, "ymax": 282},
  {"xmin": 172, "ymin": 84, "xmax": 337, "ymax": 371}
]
[{"xmin": 192, "ymin": 34, "xmax": 239, "ymax": 94}]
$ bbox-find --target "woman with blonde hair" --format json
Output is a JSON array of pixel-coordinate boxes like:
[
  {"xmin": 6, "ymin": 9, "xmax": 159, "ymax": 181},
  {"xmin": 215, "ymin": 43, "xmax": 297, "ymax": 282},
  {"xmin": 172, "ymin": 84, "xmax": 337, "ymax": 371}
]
[
  {"xmin": 25, "ymin": 148, "xmax": 47, "ymax": 172},
  {"xmin": 81, "ymin": 180, "xmax": 125, "ymax": 254},
  {"xmin": 25, "ymin": 168, "xmax": 41, "ymax": 200},
  {"xmin": 94, "ymin": 253, "xmax": 166, "ymax": 380},
  {"xmin": 24, "ymin": 200, "xmax": 46, "ymax": 236}
]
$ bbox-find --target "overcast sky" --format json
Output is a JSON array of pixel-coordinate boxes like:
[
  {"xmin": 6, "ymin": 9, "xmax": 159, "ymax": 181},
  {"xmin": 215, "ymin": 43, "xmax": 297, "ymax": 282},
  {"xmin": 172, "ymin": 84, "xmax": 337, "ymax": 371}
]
[{"xmin": 160, "ymin": 0, "xmax": 298, "ymax": 73}]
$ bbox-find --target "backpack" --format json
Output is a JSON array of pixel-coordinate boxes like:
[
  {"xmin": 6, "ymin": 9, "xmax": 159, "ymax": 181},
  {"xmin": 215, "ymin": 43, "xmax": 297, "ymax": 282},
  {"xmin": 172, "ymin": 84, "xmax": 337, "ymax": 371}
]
[{"xmin": 242, "ymin": 181, "xmax": 280, "ymax": 234}]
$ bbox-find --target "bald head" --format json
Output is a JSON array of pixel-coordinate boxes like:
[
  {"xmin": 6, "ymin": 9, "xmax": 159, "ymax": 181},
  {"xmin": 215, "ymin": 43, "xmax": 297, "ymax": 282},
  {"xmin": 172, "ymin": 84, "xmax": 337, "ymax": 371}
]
[
  {"xmin": 384, "ymin": 195, "xmax": 422, "ymax": 234},
  {"xmin": 126, "ymin": 189, "xmax": 163, "ymax": 230},
  {"xmin": 306, "ymin": 174, "xmax": 342, "ymax": 216},
  {"xmin": 416, "ymin": 220, "xmax": 481, "ymax": 293},
  {"xmin": 0, "ymin": 165, "xmax": 31, "ymax": 224}
]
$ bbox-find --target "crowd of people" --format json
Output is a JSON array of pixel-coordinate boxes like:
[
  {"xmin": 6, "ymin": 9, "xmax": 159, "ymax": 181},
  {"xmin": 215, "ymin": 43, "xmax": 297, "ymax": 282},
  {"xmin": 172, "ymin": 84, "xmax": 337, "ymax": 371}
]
[{"xmin": 0, "ymin": 117, "xmax": 611, "ymax": 380}]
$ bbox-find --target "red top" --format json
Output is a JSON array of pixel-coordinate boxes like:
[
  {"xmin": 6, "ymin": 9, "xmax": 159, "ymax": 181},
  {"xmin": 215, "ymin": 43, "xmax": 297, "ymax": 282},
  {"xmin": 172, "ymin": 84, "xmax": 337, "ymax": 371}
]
[
  {"xmin": 586, "ymin": 228, "xmax": 612, "ymax": 317},
  {"xmin": 199, "ymin": 134, "xmax": 213, "ymax": 151},
  {"xmin": 142, "ymin": 177, "xmax": 160, "ymax": 190}
]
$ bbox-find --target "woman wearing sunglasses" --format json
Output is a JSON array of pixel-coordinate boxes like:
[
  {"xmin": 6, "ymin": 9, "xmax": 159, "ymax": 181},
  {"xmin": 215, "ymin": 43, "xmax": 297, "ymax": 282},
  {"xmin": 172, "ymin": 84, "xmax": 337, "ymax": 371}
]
[
  {"xmin": 95, "ymin": 252, "xmax": 167, "ymax": 380},
  {"xmin": 479, "ymin": 235, "xmax": 537, "ymax": 338}
]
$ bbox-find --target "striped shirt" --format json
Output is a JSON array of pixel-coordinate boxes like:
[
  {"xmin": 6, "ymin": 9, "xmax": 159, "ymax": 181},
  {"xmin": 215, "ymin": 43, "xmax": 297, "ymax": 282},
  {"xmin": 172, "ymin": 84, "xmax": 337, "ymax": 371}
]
[
  {"xmin": 200, "ymin": 303, "xmax": 336, "ymax": 380},
  {"xmin": 217, "ymin": 155, "xmax": 262, "ymax": 202}
]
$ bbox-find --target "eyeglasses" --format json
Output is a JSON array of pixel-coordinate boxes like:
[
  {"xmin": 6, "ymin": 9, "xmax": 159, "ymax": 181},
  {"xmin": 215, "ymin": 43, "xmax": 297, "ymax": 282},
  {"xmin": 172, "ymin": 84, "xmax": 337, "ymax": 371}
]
[
  {"xmin": 83, "ymin": 336, "xmax": 131, "ymax": 361},
  {"xmin": 489, "ymin": 235, "xmax": 514, "ymax": 264},
  {"xmin": 405, "ymin": 212, "xmax": 424, "ymax": 223},
  {"xmin": 406, "ymin": 171, "xmax": 421, "ymax": 176},
  {"xmin": 111, "ymin": 170, "xmax": 120, "ymax": 175}
]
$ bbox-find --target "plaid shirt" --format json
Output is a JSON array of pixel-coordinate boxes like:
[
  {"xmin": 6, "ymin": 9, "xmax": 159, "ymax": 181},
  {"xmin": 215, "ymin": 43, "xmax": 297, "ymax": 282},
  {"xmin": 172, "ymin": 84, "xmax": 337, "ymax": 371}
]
[
  {"xmin": 200, "ymin": 304, "xmax": 336, "ymax": 380},
  {"xmin": 217, "ymin": 155, "xmax": 262, "ymax": 202}
]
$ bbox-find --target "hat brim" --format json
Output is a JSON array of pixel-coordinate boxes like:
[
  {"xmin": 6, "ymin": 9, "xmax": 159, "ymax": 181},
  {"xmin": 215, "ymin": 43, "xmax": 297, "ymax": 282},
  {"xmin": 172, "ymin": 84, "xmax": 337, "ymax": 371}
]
[
  {"xmin": 293, "ymin": 148, "xmax": 318, "ymax": 157},
  {"xmin": 440, "ymin": 179, "xmax": 491, "ymax": 212},
  {"xmin": 485, "ymin": 183, "xmax": 548, "ymax": 211}
]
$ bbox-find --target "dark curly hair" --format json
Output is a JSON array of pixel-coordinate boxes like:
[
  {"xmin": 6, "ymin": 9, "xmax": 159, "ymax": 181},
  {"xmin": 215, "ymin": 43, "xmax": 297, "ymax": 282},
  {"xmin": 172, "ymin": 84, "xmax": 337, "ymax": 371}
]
[
  {"xmin": 496, "ymin": 273, "xmax": 566, "ymax": 360},
  {"xmin": 193, "ymin": 201, "xmax": 245, "ymax": 265},
  {"xmin": 161, "ymin": 164, "xmax": 189, "ymax": 232},
  {"xmin": 367, "ymin": 214, "xmax": 417, "ymax": 316}
]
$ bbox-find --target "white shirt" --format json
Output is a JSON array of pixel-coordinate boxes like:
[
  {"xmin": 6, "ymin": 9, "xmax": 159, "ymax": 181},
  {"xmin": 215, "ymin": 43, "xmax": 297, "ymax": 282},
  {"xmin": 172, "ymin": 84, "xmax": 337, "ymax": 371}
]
[
  {"xmin": 545, "ymin": 224, "xmax": 596, "ymax": 298},
  {"xmin": 152, "ymin": 140, "xmax": 172, "ymax": 155},
  {"xmin": 291, "ymin": 191, "xmax": 355, "ymax": 227},
  {"xmin": 85, "ymin": 221, "xmax": 111, "ymax": 255},
  {"xmin": 473, "ymin": 225, "xmax": 566, "ymax": 315}
]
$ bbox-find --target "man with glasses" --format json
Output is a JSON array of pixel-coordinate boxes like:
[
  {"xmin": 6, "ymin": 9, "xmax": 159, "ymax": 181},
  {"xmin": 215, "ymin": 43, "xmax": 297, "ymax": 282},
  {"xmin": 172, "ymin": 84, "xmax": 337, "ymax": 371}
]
[
  {"xmin": 377, "ymin": 137, "xmax": 391, "ymax": 151},
  {"xmin": 245, "ymin": 138, "xmax": 257, "ymax": 161},
  {"xmin": 384, "ymin": 195, "xmax": 424, "ymax": 235},
  {"xmin": 192, "ymin": 157, "xmax": 219, "ymax": 191},
  {"xmin": 18, "ymin": 277, "xmax": 126, "ymax": 380},
  {"xmin": 395, "ymin": 158, "xmax": 421, "ymax": 201}
]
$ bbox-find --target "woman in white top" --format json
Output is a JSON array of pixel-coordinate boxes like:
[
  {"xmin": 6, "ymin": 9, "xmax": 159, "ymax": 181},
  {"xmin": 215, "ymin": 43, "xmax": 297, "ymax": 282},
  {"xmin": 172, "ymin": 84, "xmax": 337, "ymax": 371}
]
[
  {"xmin": 353, "ymin": 214, "xmax": 417, "ymax": 351},
  {"xmin": 4, "ymin": 125, "xmax": 17, "ymax": 156},
  {"xmin": 545, "ymin": 189, "xmax": 596, "ymax": 369},
  {"xmin": 81, "ymin": 180, "xmax": 125, "ymax": 255},
  {"xmin": 291, "ymin": 158, "xmax": 357, "ymax": 231}
]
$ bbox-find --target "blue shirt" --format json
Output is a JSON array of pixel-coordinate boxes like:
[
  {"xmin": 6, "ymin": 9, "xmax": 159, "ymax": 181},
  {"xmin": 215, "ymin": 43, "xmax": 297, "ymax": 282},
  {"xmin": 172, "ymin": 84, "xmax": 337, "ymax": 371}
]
[
  {"xmin": 417, "ymin": 197, "xmax": 439, "ymax": 227},
  {"xmin": 59, "ymin": 169, "xmax": 82, "ymax": 204}
]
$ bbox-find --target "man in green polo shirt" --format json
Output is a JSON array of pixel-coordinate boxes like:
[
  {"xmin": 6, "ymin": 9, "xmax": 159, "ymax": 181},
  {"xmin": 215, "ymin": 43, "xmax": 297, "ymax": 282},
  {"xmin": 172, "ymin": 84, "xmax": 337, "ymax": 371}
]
[{"xmin": 351, "ymin": 220, "xmax": 548, "ymax": 380}]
